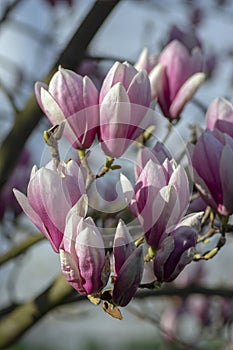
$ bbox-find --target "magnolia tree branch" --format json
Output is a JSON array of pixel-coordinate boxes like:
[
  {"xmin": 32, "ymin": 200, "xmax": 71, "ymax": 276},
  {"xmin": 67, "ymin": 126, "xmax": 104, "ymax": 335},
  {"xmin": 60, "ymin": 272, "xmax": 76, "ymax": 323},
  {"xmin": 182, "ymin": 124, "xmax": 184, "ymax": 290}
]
[
  {"xmin": 0, "ymin": 233, "xmax": 44, "ymax": 266},
  {"xmin": 0, "ymin": 0, "xmax": 24, "ymax": 25},
  {"xmin": 0, "ymin": 273, "xmax": 233, "ymax": 349},
  {"xmin": 0, "ymin": 0, "xmax": 121, "ymax": 191},
  {"xmin": 0, "ymin": 275, "xmax": 77, "ymax": 349}
]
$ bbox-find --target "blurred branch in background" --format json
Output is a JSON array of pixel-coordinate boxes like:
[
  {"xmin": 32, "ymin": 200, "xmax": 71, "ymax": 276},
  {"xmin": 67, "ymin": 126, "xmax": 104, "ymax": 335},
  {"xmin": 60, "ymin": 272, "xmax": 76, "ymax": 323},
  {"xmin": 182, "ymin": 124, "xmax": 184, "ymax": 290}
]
[
  {"xmin": 0, "ymin": 0, "xmax": 121, "ymax": 190},
  {"xmin": 0, "ymin": 270, "xmax": 233, "ymax": 349},
  {"xmin": 0, "ymin": 0, "xmax": 24, "ymax": 25},
  {"xmin": 0, "ymin": 233, "xmax": 44, "ymax": 266}
]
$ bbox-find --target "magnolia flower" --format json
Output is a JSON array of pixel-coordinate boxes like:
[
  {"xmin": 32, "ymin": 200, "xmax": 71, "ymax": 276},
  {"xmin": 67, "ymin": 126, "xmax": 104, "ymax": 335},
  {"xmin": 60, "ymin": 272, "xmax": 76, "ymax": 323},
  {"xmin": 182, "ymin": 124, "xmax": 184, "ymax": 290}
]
[
  {"xmin": 154, "ymin": 40, "xmax": 205, "ymax": 119},
  {"xmin": 190, "ymin": 129, "xmax": 233, "ymax": 217},
  {"xmin": 35, "ymin": 66, "xmax": 99, "ymax": 150},
  {"xmin": 60, "ymin": 196, "xmax": 110, "ymax": 295},
  {"xmin": 99, "ymin": 61, "xmax": 151, "ymax": 158},
  {"xmin": 206, "ymin": 97, "xmax": 233, "ymax": 138},
  {"xmin": 14, "ymin": 160, "xmax": 85, "ymax": 252},
  {"xmin": 121, "ymin": 157, "xmax": 190, "ymax": 249},
  {"xmin": 112, "ymin": 220, "xmax": 144, "ymax": 306},
  {"xmin": 153, "ymin": 220, "xmax": 198, "ymax": 282}
]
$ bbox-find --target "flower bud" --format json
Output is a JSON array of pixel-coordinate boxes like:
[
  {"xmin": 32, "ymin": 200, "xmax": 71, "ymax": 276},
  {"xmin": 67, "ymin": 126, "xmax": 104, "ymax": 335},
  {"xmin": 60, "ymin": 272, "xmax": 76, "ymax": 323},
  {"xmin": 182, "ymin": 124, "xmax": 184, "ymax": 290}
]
[
  {"xmin": 35, "ymin": 67, "xmax": 99, "ymax": 150},
  {"xmin": 14, "ymin": 160, "xmax": 85, "ymax": 252},
  {"xmin": 112, "ymin": 220, "xmax": 144, "ymax": 306},
  {"xmin": 60, "ymin": 214, "xmax": 110, "ymax": 295},
  {"xmin": 99, "ymin": 61, "xmax": 151, "ymax": 158},
  {"xmin": 153, "ymin": 225, "xmax": 197, "ymax": 282},
  {"xmin": 121, "ymin": 158, "xmax": 190, "ymax": 248},
  {"xmin": 190, "ymin": 129, "xmax": 233, "ymax": 216},
  {"xmin": 155, "ymin": 40, "xmax": 205, "ymax": 119}
]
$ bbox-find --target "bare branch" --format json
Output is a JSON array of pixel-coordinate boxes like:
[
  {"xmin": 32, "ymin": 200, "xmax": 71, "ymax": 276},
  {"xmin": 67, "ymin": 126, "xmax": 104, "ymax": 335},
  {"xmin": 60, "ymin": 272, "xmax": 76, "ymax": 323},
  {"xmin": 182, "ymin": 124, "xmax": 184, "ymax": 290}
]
[
  {"xmin": 0, "ymin": 0, "xmax": 24, "ymax": 25},
  {"xmin": 0, "ymin": 275, "xmax": 76, "ymax": 349},
  {"xmin": 0, "ymin": 233, "xmax": 44, "ymax": 266},
  {"xmin": 0, "ymin": 0, "xmax": 121, "ymax": 191}
]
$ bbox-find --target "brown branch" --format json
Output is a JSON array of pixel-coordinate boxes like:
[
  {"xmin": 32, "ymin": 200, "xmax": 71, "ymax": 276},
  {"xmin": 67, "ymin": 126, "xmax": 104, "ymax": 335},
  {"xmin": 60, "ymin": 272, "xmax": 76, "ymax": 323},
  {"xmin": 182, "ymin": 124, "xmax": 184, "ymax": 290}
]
[
  {"xmin": 135, "ymin": 284, "xmax": 233, "ymax": 299},
  {"xmin": 0, "ymin": 233, "xmax": 44, "ymax": 266},
  {"xmin": 0, "ymin": 0, "xmax": 121, "ymax": 191},
  {"xmin": 1, "ymin": 273, "xmax": 233, "ymax": 349},
  {"xmin": 0, "ymin": 0, "xmax": 24, "ymax": 25},
  {"xmin": 0, "ymin": 275, "xmax": 78, "ymax": 349}
]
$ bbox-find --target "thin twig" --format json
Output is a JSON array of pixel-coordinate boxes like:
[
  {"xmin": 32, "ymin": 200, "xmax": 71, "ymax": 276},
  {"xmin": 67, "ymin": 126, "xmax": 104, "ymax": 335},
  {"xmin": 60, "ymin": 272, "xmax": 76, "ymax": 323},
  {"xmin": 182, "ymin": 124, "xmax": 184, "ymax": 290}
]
[
  {"xmin": 0, "ymin": 0, "xmax": 24, "ymax": 25},
  {"xmin": 128, "ymin": 305, "xmax": 201, "ymax": 350},
  {"xmin": 197, "ymin": 227, "xmax": 218, "ymax": 243}
]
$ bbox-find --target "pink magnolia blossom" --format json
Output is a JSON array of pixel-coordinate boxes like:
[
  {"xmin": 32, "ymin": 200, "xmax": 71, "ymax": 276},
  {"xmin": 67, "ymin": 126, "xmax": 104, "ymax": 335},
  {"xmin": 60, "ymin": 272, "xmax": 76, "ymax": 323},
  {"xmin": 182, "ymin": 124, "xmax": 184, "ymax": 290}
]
[
  {"xmin": 190, "ymin": 129, "xmax": 233, "ymax": 216},
  {"xmin": 60, "ymin": 197, "xmax": 110, "ymax": 295},
  {"xmin": 153, "ymin": 40, "xmax": 205, "ymax": 119},
  {"xmin": 112, "ymin": 220, "xmax": 144, "ymax": 306},
  {"xmin": 154, "ymin": 212, "xmax": 202, "ymax": 284},
  {"xmin": 35, "ymin": 66, "xmax": 99, "ymax": 150},
  {"xmin": 134, "ymin": 48, "xmax": 158, "ymax": 73},
  {"xmin": 99, "ymin": 61, "xmax": 151, "ymax": 158},
  {"xmin": 121, "ymin": 157, "xmax": 190, "ymax": 249},
  {"xmin": 153, "ymin": 215, "xmax": 199, "ymax": 282},
  {"xmin": 14, "ymin": 160, "xmax": 85, "ymax": 252},
  {"xmin": 206, "ymin": 97, "xmax": 233, "ymax": 137}
]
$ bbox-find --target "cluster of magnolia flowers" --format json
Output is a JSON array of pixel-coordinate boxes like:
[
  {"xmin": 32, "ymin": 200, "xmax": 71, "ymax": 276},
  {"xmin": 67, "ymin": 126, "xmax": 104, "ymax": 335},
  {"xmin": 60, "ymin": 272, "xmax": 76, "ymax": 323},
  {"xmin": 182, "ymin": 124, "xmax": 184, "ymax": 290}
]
[{"xmin": 13, "ymin": 40, "xmax": 233, "ymax": 318}]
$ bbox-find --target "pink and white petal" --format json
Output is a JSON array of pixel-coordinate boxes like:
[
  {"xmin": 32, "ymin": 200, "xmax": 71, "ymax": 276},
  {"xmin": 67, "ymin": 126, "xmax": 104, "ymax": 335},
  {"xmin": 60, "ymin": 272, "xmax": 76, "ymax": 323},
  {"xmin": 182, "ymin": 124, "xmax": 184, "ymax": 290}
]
[
  {"xmin": 30, "ymin": 165, "xmax": 38, "ymax": 179},
  {"xmin": 13, "ymin": 189, "xmax": 52, "ymax": 243},
  {"xmin": 60, "ymin": 250, "xmax": 85, "ymax": 294},
  {"xmin": 112, "ymin": 246, "xmax": 144, "ymax": 307},
  {"xmin": 128, "ymin": 70, "xmax": 151, "ymax": 106},
  {"xmin": 83, "ymin": 75, "xmax": 99, "ymax": 107},
  {"xmin": 206, "ymin": 97, "xmax": 233, "ymax": 132},
  {"xmin": 113, "ymin": 219, "xmax": 135, "ymax": 275},
  {"xmin": 34, "ymin": 82, "xmax": 49, "ymax": 112},
  {"xmin": 13, "ymin": 189, "xmax": 44, "ymax": 230},
  {"xmin": 99, "ymin": 62, "xmax": 121, "ymax": 103},
  {"xmin": 64, "ymin": 160, "xmax": 86, "ymax": 204},
  {"xmin": 169, "ymin": 165, "xmax": 190, "ymax": 214},
  {"xmin": 149, "ymin": 64, "xmax": 163, "ymax": 100},
  {"xmin": 76, "ymin": 217, "xmax": 105, "ymax": 249},
  {"xmin": 193, "ymin": 168, "xmax": 218, "ymax": 211},
  {"xmin": 139, "ymin": 159, "xmax": 167, "ymax": 190},
  {"xmin": 100, "ymin": 83, "xmax": 130, "ymax": 126},
  {"xmin": 134, "ymin": 48, "xmax": 150, "ymax": 72},
  {"xmin": 169, "ymin": 72, "xmax": 205, "ymax": 118},
  {"xmin": 160, "ymin": 41, "xmax": 191, "ymax": 100},
  {"xmin": 28, "ymin": 168, "xmax": 71, "ymax": 232},
  {"xmin": 100, "ymin": 83, "xmax": 131, "ymax": 157},
  {"xmin": 66, "ymin": 195, "xmax": 88, "ymax": 226},
  {"xmin": 49, "ymin": 67, "xmax": 85, "ymax": 116},
  {"xmin": 40, "ymin": 87, "xmax": 77, "ymax": 145},
  {"xmin": 160, "ymin": 185, "xmax": 181, "ymax": 231}
]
